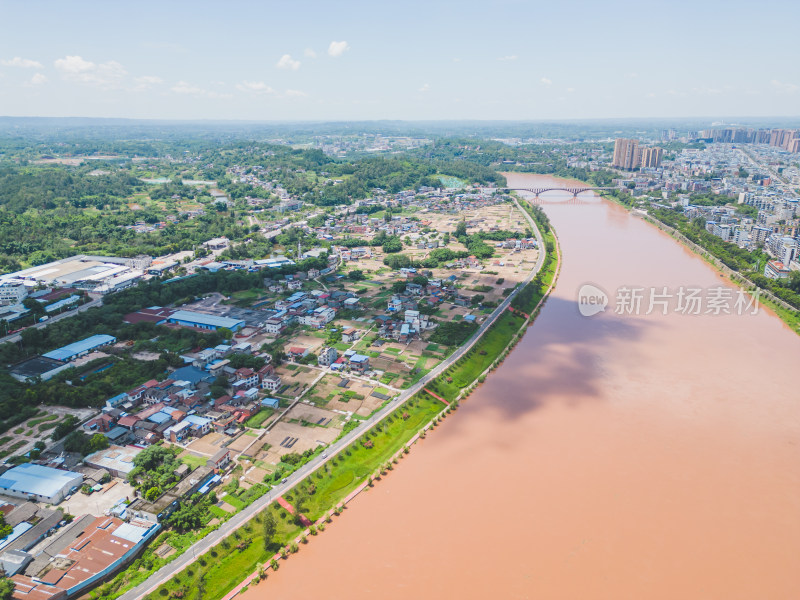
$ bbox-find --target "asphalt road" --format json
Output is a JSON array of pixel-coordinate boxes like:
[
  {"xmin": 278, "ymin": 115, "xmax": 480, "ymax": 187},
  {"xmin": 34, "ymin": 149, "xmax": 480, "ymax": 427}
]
[
  {"xmin": 737, "ymin": 147, "xmax": 796, "ymax": 193},
  {"xmin": 118, "ymin": 196, "xmax": 545, "ymax": 600},
  {"xmin": 0, "ymin": 297, "xmax": 103, "ymax": 344}
]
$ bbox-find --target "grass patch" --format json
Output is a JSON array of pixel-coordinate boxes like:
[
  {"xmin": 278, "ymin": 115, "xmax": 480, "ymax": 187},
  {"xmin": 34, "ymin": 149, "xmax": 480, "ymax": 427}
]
[
  {"xmin": 428, "ymin": 311, "xmax": 522, "ymax": 402},
  {"xmin": 245, "ymin": 408, "xmax": 275, "ymax": 428},
  {"xmin": 208, "ymin": 505, "xmax": 230, "ymax": 520},
  {"xmin": 181, "ymin": 453, "xmax": 208, "ymax": 471},
  {"xmin": 0, "ymin": 440, "xmax": 27, "ymax": 459},
  {"xmin": 145, "ymin": 506, "xmax": 301, "ymax": 600},
  {"xmin": 223, "ymin": 494, "xmax": 245, "ymax": 511},
  {"xmin": 27, "ymin": 414, "xmax": 58, "ymax": 427}
]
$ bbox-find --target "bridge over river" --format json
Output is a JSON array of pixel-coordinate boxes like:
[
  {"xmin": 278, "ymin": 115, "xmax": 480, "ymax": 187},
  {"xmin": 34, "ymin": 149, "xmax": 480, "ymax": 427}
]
[{"xmin": 501, "ymin": 185, "xmax": 617, "ymax": 202}]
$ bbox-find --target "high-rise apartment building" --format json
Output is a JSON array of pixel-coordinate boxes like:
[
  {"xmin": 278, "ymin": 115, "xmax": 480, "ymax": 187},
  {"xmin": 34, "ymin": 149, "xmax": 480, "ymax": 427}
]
[
  {"xmin": 695, "ymin": 127, "xmax": 799, "ymax": 153},
  {"xmin": 613, "ymin": 139, "xmax": 663, "ymax": 169},
  {"xmin": 639, "ymin": 147, "xmax": 663, "ymax": 168},
  {"xmin": 612, "ymin": 138, "xmax": 639, "ymax": 169}
]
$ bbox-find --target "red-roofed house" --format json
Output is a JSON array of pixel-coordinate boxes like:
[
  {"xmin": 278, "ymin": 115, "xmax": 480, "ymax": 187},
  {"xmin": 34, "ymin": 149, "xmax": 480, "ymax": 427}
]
[
  {"xmin": 288, "ymin": 347, "xmax": 309, "ymax": 360},
  {"xmin": 214, "ymin": 394, "xmax": 232, "ymax": 408},
  {"xmin": 135, "ymin": 402, "xmax": 165, "ymax": 420},
  {"xmin": 117, "ymin": 415, "xmax": 140, "ymax": 429}
]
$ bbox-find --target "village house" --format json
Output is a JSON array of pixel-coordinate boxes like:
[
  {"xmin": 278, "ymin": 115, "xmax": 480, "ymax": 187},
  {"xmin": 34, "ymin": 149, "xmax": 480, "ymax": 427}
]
[
  {"xmin": 287, "ymin": 346, "xmax": 309, "ymax": 361},
  {"xmin": 318, "ymin": 346, "xmax": 338, "ymax": 366},
  {"xmin": 232, "ymin": 368, "xmax": 259, "ymax": 389},
  {"xmin": 341, "ymin": 328, "xmax": 359, "ymax": 343},
  {"xmin": 349, "ymin": 354, "xmax": 370, "ymax": 373}
]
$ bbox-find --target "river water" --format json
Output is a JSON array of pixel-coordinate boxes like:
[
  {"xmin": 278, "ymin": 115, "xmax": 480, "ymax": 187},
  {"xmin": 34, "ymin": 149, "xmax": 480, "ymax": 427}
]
[{"xmin": 243, "ymin": 174, "xmax": 800, "ymax": 599}]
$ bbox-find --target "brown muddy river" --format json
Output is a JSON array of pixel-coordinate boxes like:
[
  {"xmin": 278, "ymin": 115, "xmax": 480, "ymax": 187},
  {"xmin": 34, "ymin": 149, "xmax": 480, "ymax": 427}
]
[{"xmin": 243, "ymin": 174, "xmax": 800, "ymax": 599}]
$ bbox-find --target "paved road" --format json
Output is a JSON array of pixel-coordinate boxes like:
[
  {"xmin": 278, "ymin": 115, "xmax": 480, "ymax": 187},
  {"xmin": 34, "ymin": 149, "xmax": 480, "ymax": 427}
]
[
  {"xmin": 737, "ymin": 147, "xmax": 796, "ymax": 194},
  {"xmin": 119, "ymin": 196, "xmax": 545, "ymax": 600},
  {"xmin": 0, "ymin": 297, "xmax": 103, "ymax": 344}
]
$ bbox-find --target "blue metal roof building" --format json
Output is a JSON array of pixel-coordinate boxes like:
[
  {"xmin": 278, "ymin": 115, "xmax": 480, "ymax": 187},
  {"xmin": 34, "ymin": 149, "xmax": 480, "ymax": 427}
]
[
  {"xmin": 171, "ymin": 365, "xmax": 212, "ymax": 385},
  {"xmin": 147, "ymin": 411, "xmax": 172, "ymax": 425},
  {"xmin": 167, "ymin": 310, "xmax": 245, "ymax": 332},
  {"xmin": 105, "ymin": 392, "xmax": 129, "ymax": 408},
  {"xmin": 42, "ymin": 334, "xmax": 117, "ymax": 362},
  {"xmin": 0, "ymin": 464, "xmax": 83, "ymax": 504}
]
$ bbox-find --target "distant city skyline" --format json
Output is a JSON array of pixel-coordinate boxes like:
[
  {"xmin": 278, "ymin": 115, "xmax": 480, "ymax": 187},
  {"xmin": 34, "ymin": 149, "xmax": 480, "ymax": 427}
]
[{"xmin": 1, "ymin": 0, "xmax": 799, "ymax": 121}]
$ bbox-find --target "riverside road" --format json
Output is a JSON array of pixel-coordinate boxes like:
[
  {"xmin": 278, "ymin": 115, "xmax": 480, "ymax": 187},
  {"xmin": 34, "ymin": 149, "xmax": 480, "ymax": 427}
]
[{"xmin": 118, "ymin": 196, "xmax": 545, "ymax": 600}]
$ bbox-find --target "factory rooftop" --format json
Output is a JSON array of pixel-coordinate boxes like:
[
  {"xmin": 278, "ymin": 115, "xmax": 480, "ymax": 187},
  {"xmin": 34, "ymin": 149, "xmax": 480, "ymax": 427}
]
[
  {"xmin": 42, "ymin": 335, "xmax": 116, "ymax": 362},
  {"xmin": 167, "ymin": 310, "xmax": 245, "ymax": 331},
  {"xmin": 0, "ymin": 464, "xmax": 83, "ymax": 504},
  {"xmin": 11, "ymin": 516, "xmax": 159, "ymax": 600}
]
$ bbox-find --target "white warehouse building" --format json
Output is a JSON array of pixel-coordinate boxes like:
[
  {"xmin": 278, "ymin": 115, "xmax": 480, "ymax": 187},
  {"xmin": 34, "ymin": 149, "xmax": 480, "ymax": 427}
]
[{"xmin": 0, "ymin": 464, "xmax": 83, "ymax": 504}]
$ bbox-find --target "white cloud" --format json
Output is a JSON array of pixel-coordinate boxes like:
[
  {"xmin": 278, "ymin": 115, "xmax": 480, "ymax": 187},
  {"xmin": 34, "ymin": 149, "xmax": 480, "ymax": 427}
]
[
  {"xmin": 236, "ymin": 80, "xmax": 275, "ymax": 94},
  {"xmin": 498, "ymin": 55, "xmax": 518, "ymax": 61},
  {"xmin": 566, "ymin": 87, "xmax": 575, "ymax": 93},
  {"xmin": 1, "ymin": 57, "xmax": 43, "ymax": 69},
  {"xmin": 54, "ymin": 55, "xmax": 127, "ymax": 88},
  {"xmin": 304, "ymin": 48, "xmax": 317, "ymax": 59},
  {"xmin": 771, "ymin": 79, "xmax": 798, "ymax": 93},
  {"xmin": 136, "ymin": 75, "xmax": 163, "ymax": 85},
  {"xmin": 171, "ymin": 81, "xmax": 204, "ymax": 95},
  {"xmin": 328, "ymin": 41, "xmax": 349, "ymax": 57},
  {"xmin": 133, "ymin": 75, "xmax": 163, "ymax": 90},
  {"xmin": 285, "ymin": 89, "xmax": 308, "ymax": 98},
  {"xmin": 540, "ymin": 77, "xmax": 552, "ymax": 86},
  {"xmin": 452, "ymin": 57, "xmax": 461, "ymax": 63},
  {"xmin": 625, "ymin": 72, "xmax": 638, "ymax": 79},
  {"xmin": 276, "ymin": 54, "xmax": 301, "ymax": 70},
  {"xmin": 28, "ymin": 73, "xmax": 47, "ymax": 85},
  {"xmin": 419, "ymin": 83, "xmax": 431, "ymax": 93},
  {"xmin": 54, "ymin": 55, "xmax": 95, "ymax": 74}
]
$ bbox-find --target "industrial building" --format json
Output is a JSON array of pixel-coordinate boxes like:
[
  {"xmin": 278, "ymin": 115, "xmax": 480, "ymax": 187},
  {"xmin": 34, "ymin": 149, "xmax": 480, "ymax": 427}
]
[
  {"xmin": 9, "ymin": 356, "xmax": 71, "ymax": 383},
  {"xmin": 83, "ymin": 445, "xmax": 141, "ymax": 479},
  {"xmin": 0, "ymin": 503, "xmax": 62, "ymax": 560},
  {"xmin": 122, "ymin": 306, "xmax": 175, "ymax": 325},
  {"xmin": 42, "ymin": 335, "xmax": 116, "ymax": 362},
  {"xmin": 10, "ymin": 515, "xmax": 160, "ymax": 600},
  {"xmin": 0, "ymin": 464, "xmax": 83, "ymax": 504},
  {"xmin": 0, "ymin": 255, "xmax": 151, "ymax": 295},
  {"xmin": 166, "ymin": 310, "xmax": 245, "ymax": 332}
]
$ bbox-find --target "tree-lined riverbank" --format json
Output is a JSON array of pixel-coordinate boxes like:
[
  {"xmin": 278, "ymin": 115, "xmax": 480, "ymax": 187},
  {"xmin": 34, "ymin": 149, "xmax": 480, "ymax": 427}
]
[{"xmin": 86, "ymin": 196, "xmax": 559, "ymax": 600}]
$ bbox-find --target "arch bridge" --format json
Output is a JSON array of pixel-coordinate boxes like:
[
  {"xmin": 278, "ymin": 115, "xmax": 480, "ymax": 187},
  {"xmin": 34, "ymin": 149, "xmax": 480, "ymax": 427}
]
[{"xmin": 502, "ymin": 186, "xmax": 616, "ymax": 202}]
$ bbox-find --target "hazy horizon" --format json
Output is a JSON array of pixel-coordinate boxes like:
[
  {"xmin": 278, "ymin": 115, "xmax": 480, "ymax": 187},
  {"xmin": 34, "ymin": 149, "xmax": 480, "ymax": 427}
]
[{"xmin": 1, "ymin": 0, "xmax": 798, "ymax": 121}]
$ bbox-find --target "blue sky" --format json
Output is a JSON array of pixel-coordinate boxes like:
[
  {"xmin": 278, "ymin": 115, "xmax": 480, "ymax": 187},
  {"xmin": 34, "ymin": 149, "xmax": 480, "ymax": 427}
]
[{"xmin": 0, "ymin": 0, "xmax": 798, "ymax": 121}]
